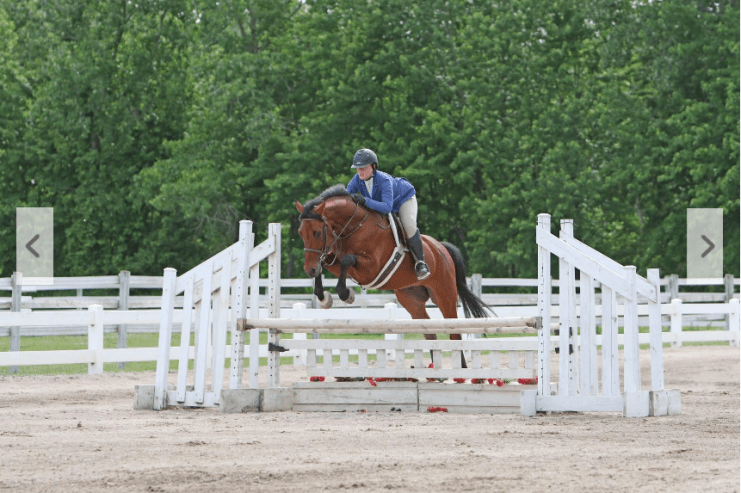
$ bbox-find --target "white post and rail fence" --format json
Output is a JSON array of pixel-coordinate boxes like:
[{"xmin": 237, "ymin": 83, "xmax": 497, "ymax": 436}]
[{"xmin": 0, "ymin": 214, "xmax": 738, "ymax": 419}]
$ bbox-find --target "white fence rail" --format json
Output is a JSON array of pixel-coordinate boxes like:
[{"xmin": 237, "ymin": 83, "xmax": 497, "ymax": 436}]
[
  {"xmin": 1, "ymin": 277, "xmax": 737, "ymax": 338},
  {"xmin": 1, "ymin": 274, "xmax": 737, "ymax": 309},
  {"xmin": 1, "ymin": 298, "xmax": 738, "ymax": 374}
]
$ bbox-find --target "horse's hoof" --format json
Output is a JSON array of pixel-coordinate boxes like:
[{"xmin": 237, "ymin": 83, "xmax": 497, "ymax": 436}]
[
  {"xmin": 319, "ymin": 291, "xmax": 333, "ymax": 309},
  {"xmin": 342, "ymin": 289, "xmax": 355, "ymax": 305}
]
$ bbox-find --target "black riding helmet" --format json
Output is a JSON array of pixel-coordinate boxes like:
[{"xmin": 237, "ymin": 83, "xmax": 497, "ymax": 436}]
[{"xmin": 351, "ymin": 148, "xmax": 378, "ymax": 169}]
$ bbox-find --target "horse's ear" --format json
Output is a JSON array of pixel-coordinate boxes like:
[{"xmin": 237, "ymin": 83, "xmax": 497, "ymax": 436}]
[
  {"xmin": 295, "ymin": 200, "xmax": 304, "ymax": 213},
  {"xmin": 314, "ymin": 202, "xmax": 326, "ymax": 216}
]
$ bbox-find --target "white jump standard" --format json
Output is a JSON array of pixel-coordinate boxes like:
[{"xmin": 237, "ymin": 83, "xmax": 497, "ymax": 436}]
[{"xmin": 520, "ymin": 214, "xmax": 680, "ymax": 417}]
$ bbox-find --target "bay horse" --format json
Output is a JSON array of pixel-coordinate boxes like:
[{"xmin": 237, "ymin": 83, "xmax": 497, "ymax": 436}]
[{"xmin": 295, "ymin": 185, "xmax": 490, "ymax": 368}]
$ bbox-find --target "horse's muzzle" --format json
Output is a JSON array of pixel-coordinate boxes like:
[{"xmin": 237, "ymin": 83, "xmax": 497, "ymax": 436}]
[{"xmin": 306, "ymin": 264, "xmax": 322, "ymax": 278}]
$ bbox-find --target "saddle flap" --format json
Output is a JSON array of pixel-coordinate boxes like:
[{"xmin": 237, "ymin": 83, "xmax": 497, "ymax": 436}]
[{"xmin": 389, "ymin": 213, "xmax": 408, "ymax": 250}]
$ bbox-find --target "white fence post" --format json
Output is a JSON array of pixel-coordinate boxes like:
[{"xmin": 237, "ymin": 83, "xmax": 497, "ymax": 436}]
[
  {"xmin": 724, "ymin": 274, "xmax": 735, "ymax": 332},
  {"xmin": 623, "ymin": 266, "xmax": 640, "ymax": 393},
  {"xmin": 579, "ymin": 274, "xmax": 597, "ymax": 396},
  {"xmin": 268, "ymin": 223, "xmax": 282, "ymax": 389},
  {"xmin": 210, "ymin": 252, "xmax": 231, "ymax": 401},
  {"xmin": 292, "ymin": 303, "xmax": 307, "ymax": 367},
  {"xmin": 248, "ymin": 227, "xmax": 260, "ymax": 389},
  {"xmin": 647, "ymin": 268, "xmax": 664, "ymax": 391},
  {"xmin": 558, "ymin": 219, "xmax": 577, "ymax": 396},
  {"xmin": 384, "ymin": 303, "xmax": 401, "ymax": 360},
  {"xmin": 536, "ymin": 214, "xmax": 552, "ymax": 398},
  {"xmin": 670, "ymin": 298, "xmax": 683, "ymax": 348},
  {"xmin": 154, "ymin": 268, "xmax": 177, "ymax": 410},
  {"xmin": 176, "ymin": 273, "xmax": 195, "ymax": 403},
  {"xmin": 729, "ymin": 299, "xmax": 740, "ymax": 348},
  {"xmin": 230, "ymin": 220, "xmax": 251, "ymax": 389},
  {"xmin": 668, "ymin": 274, "xmax": 679, "ymax": 301},
  {"xmin": 471, "ymin": 274, "xmax": 483, "ymax": 341},
  {"xmin": 601, "ymin": 286, "xmax": 620, "ymax": 396},
  {"xmin": 9, "ymin": 272, "xmax": 22, "ymax": 374},
  {"xmin": 117, "ymin": 271, "xmax": 130, "ymax": 369},
  {"xmin": 87, "ymin": 304, "xmax": 105, "ymax": 375}
]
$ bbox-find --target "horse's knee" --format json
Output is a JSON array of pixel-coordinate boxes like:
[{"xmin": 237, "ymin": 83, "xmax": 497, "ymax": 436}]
[{"xmin": 340, "ymin": 255, "xmax": 356, "ymax": 268}]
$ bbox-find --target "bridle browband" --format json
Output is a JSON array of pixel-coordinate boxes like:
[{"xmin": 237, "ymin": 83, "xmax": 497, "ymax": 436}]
[{"xmin": 301, "ymin": 199, "xmax": 371, "ymax": 266}]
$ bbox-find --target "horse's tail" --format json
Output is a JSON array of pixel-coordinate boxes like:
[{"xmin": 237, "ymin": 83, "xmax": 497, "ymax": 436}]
[{"xmin": 441, "ymin": 242, "xmax": 491, "ymax": 319}]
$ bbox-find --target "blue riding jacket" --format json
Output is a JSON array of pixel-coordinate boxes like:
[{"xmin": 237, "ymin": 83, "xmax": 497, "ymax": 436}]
[{"xmin": 347, "ymin": 170, "xmax": 416, "ymax": 214}]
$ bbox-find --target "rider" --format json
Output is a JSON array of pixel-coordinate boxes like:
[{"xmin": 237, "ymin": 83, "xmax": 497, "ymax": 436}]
[{"xmin": 346, "ymin": 148, "xmax": 430, "ymax": 280}]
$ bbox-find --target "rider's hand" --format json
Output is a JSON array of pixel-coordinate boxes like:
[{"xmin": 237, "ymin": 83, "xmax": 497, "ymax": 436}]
[{"xmin": 351, "ymin": 193, "xmax": 366, "ymax": 206}]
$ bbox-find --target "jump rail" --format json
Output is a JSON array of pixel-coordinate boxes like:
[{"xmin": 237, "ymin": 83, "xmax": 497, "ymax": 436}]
[{"xmin": 237, "ymin": 316, "xmax": 539, "ymax": 334}]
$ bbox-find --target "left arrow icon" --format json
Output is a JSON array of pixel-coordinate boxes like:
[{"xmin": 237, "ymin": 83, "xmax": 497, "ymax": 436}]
[{"xmin": 26, "ymin": 234, "xmax": 40, "ymax": 258}]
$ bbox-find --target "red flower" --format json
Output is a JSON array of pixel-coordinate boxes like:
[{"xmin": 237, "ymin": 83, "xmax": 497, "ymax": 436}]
[
  {"xmin": 426, "ymin": 406, "xmax": 450, "ymax": 413},
  {"xmin": 310, "ymin": 376, "xmax": 325, "ymax": 382},
  {"xmin": 453, "ymin": 378, "xmax": 466, "ymax": 384}
]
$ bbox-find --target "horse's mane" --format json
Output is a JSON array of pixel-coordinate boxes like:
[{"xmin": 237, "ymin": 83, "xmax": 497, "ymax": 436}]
[{"xmin": 300, "ymin": 184, "xmax": 350, "ymax": 220}]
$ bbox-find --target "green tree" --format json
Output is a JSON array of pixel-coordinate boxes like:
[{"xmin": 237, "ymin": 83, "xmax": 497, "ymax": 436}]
[{"xmin": 2, "ymin": 0, "xmax": 194, "ymax": 276}]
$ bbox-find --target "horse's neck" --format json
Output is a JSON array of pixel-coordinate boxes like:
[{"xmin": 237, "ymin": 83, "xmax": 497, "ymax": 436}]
[
  {"xmin": 324, "ymin": 201, "xmax": 355, "ymax": 229},
  {"xmin": 325, "ymin": 204, "xmax": 396, "ymax": 284}
]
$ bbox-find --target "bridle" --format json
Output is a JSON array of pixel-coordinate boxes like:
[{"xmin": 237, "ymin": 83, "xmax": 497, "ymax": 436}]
[{"xmin": 301, "ymin": 199, "xmax": 370, "ymax": 267}]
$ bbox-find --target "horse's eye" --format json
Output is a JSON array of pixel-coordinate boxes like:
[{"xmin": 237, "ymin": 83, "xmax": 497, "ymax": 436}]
[{"xmin": 314, "ymin": 231, "xmax": 321, "ymax": 239}]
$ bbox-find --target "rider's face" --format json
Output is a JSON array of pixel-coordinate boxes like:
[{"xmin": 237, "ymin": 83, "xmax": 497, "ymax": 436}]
[{"xmin": 357, "ymin": 165, "xmax": 374, "ymax": 180}]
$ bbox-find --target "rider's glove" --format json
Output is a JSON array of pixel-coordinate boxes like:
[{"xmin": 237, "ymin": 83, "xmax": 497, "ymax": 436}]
[{"xmin": 351, "ymin": 193, "xmax": 366, "ymax": 206}]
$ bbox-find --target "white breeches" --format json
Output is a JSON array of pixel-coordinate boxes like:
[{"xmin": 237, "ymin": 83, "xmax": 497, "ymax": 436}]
[{"xmin": 398, "ymin": 196, "xmax": 418, "ymax": 239}]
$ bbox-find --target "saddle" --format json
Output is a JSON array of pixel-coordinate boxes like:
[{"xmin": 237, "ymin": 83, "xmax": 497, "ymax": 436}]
[{"xmin": 390, "ymin": 213, "xmax": 409, "ymax": 249}]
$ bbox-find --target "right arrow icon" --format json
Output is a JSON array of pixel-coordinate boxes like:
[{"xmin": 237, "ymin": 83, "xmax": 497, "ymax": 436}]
[{"xmin": 700, "ymin": 235, "xmax": 715, "ymax": 258}]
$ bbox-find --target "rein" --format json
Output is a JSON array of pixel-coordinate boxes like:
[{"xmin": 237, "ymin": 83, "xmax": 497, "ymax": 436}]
[{"xmin": 302, "ymin": 199, "xmax": 371, "ymax": 266}]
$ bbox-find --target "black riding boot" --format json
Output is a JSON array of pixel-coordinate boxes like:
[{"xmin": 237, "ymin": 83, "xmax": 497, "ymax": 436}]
[{"xmin": 407, "ymin": 229, "xmax": 431, "ymax": 280}]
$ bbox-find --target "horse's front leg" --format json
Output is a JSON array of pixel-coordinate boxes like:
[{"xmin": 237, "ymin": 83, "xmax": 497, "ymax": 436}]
[
  {"xmin": 314, "ymin": 273, "xmax": 333, "ymax": 309},
  {"xmin": 336, "ymin": 255, "xmax": 356, "ymax": 304}
]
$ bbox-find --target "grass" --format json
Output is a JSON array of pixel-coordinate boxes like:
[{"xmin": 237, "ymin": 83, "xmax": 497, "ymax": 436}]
[{"xmin": 0, "ymin": 325, "xmax": 732, "ymax": 376}]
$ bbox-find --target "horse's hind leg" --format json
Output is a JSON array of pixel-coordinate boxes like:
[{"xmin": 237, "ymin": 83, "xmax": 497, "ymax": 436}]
[
  {"xmin": 395, "ymin": 287, "xmax": 440, "ymax": 363},
  {"xmin": 430, "ymin": 288, "xmax": 468, "ymax": 368}
]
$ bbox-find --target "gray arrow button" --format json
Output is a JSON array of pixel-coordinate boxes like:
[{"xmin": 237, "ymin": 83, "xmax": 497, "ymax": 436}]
[
  {"xmin": 16, "ymin": 207, "xmax": 53, "ymax": 282},
  {"xmin": 687, "ymin": 209, "xmax": 722, "ymax": 279},
  {"xmin": 26, "ymin": 234, "xmax": 40, "ymax": 258},
  {"xmin": 700, "ymin": 235, "xmax": 715, "ymax": 258}
]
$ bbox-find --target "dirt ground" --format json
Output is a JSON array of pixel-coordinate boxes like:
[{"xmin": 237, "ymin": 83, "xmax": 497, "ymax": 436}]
[{"xmin": 1, "ymin": 345, "xmax": 738, "ymax": 493}]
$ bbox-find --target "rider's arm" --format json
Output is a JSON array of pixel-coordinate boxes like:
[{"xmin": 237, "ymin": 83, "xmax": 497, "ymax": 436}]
[
  {"xmin": 363, "ymin": 176, "xmax": 393, "ymax": 214},
  {"xmin": 347, "ymin": 175, "xmax": 360, "ymax": 194}
]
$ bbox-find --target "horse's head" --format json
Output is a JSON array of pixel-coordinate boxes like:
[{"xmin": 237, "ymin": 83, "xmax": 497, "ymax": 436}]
[
  {"xmin": 295, "ymin": 184, "xmax": 356, "ymax": 277},
  {"xmin": 295, "ymin": 200, "xmax": 327, "ymax": 278}
]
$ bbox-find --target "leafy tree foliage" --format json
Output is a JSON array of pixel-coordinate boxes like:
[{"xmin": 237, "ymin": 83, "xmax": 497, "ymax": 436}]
[{"xmin": 1, "ymin": 0, "xmax": 738, "ymax": 281}]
